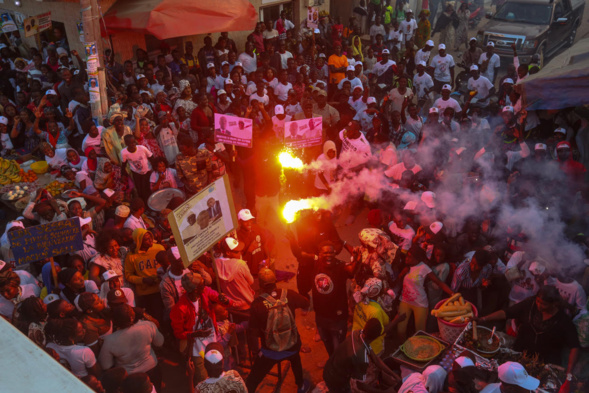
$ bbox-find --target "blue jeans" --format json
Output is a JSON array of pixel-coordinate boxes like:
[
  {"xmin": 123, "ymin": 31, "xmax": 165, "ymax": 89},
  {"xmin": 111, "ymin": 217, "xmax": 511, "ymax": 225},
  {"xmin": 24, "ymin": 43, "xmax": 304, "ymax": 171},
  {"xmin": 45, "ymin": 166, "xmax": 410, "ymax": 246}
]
[{"xmin": 316, "ymin": 315, "xmax": 347, "ymax": 356}]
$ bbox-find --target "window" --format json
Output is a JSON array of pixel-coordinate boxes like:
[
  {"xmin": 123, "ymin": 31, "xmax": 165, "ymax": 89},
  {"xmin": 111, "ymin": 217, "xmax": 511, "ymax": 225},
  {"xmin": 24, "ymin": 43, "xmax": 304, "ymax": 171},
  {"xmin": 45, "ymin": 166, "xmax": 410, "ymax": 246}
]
[{"xmin": 259, "ymin": 1, "xmax": 293, "ymax": 23}]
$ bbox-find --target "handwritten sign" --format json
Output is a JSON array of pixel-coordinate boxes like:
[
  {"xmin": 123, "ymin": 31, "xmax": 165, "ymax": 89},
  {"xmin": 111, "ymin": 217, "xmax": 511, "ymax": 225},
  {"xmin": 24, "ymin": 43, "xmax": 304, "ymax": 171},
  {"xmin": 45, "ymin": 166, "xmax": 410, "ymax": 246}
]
[
  {"xmin": 8, "ymin": 218, "xmax": 83, "ymax": 266},
  {"xmin": 214, "ymin": 113, "xmax": 253, "ymax": 148}
]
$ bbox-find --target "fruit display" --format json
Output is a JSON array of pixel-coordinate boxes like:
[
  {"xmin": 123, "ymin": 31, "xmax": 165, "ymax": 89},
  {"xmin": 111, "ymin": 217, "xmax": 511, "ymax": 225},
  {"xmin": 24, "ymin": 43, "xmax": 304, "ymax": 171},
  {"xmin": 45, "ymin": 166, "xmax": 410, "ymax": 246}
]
[
  {"xmin": 0, "ymin": 157, "xmax": 21, "ymax": 184},
  {"xmin": 19, "ymin": 169, "xmax": 38, "ymax": 182},
  {"xmin": 3, "ymin": 185, "xmax": 29, "ymax": 200},
  {"xmin": 431, "ymin": 293, "xmax": 474, "ymax": 323},
  {"xmin": 46, "ymin": 180, "xmax": 66, "ymax": 196}
]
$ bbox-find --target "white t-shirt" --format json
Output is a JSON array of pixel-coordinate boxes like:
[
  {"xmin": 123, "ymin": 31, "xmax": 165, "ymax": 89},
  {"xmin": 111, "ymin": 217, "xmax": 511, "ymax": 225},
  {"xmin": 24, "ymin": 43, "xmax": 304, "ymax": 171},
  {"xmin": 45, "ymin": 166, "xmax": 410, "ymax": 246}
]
[
  {"xmin": 285, "ymin": 103, "xmax": 302, "ymax": 118},
  {"xmin": 387, "ymin": 30, "xmax": 404, "ymax": 50},
  {"xmin": 271, "ymin": 115, "xmax": 292, "ymax": 139},
  {"xmin": 478, "ymin": 52, "xmax": 501, "ymax": 82},
  {"xmin": 414, "ymin": 49, "xmax": 431, "ymax": 66},
  {"xmin": 339, "ymin": 130, "xmax": 371, "ymax": 168},
  {"xmin": 264, "ymin": 77, "xmax": 279, "ymax": 90},
  {"xmin": 400, "ymin": 19, "xmax": 418, "ymax": 40},
  {"xmin": 545, "ymin": 277, "xmax": 588, "ymax": 319},
  {"xmin": 401, "ymin": 262, "xmax": 433, "ymax": 307},
  {"xmin": 433, "ymin": 97, "xmax": 462, "ymax": 115},
  {"xmin": 372, "ymin": 60, "xmax": 395, "ymax": 77},
  {"xmin": 249, "ymin": 92, "xmax": 270, "ymax": 106},
  {"xmin": 348, "ymin": 97, "xmax": 367, "ymax": 115},
  {"xmin": 413, "ymin": 73, "xmax": 434, "ymax": 99},
  {"xmin": 157, "ymin": 124, "xmax": 179, "ymax": 165},
  {"xmin": 45, "ymin": 148, "xmax": 69, "ymax": 168},
  {"xmin": 237, "ymin": 52, "xmax": 257, "ymax": 74},
  {"xmin": 121, "ymin": 145, "xmax": 152, "ymax": 174},
  {"xmin": 389, "ymin": 221, "xmax": 415, "ymax": 251},
  {"xmin": 82, "ymin": 131, "xmax": 103, "ymax": 152},
  {"xmin": 46, "ymin": 343, "xmax": 96, "ymax": 377},
  {"xmin": 431, "ymin": 54, "xmax": 455, "ymax": 82},
  {"xmin": 338, "ymin": 77, "xmax": 363, "ymax": 91},
  {"xmin": 124, "ymin": 214, "xmax": 147, "ymax": 231},
  {"xmin": 467, "ymin": 75, "xmax": 494, "ymax": 103},
  {"xmin": 405, "ymin": 115, "xmax": 424, "ymax": 139},
  {"xmin": 0, "ymin": 284, "xmax": 38, "ymax": 318},
  {"xmin": 273, "ymin": 82, "xmax": 293, "ymax": 102},
  {"xmin": 279, "ymin": 51, "xmax": 293, "ymax": 70},
  {"xmin": 314, "ymin": 153, "xmax": 337, "ymax": 190},
  {"xmin": 507, "ymin": 253, "xmax": 540, "ymax": 304},
  {"xmin": 149, "ymin": 168, "xmax": 178, "ymax": 189}
]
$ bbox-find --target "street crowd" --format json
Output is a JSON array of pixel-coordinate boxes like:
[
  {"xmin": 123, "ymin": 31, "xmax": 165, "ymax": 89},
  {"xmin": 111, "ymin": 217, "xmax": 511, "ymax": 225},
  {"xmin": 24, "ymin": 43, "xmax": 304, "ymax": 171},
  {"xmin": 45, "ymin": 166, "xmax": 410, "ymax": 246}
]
[{"xmin": 0, "ymin": 2, "xmax": 588, "ymax": 393}]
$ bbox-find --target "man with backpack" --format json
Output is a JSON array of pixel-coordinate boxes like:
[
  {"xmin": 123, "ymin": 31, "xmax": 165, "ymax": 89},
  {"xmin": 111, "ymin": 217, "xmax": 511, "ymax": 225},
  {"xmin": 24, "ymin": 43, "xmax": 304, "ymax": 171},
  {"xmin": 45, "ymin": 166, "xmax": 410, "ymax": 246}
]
[{"xmin": 246, "ymin": 268, "xmax": 311, "ymax": 393}]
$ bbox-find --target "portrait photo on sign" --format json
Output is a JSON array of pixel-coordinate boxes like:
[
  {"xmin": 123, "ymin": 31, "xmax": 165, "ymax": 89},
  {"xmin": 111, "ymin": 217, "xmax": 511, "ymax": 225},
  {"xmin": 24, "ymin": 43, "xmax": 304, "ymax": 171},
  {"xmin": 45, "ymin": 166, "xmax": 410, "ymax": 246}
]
[
  {"xmin": 214, "ymin": 113, "xmax": 253, "ymax": 148},
  {"xmin": 170, "ymin": 175, "xmax": 237, "ymax": 264},
  {"xmin": 283, "ymin": 117, "xmax": 323, "ymax": 148}
]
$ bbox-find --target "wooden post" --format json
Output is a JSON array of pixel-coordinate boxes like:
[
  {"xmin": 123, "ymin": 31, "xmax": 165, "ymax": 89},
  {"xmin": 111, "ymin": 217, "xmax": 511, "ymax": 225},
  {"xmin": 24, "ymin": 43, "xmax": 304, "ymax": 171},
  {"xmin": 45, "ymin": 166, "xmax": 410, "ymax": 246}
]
[
  {"xmin": 49, "ymin": 257, "xmax": 58, "ymax": 290},
  {"xmin": 80, "ymin": 0, "xmax": 108, "ymax": 124}
]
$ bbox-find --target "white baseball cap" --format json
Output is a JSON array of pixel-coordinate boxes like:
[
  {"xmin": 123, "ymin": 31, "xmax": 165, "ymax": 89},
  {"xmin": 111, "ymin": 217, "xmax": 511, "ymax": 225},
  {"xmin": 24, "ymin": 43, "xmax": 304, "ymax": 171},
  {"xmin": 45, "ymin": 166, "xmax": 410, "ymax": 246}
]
[
  {"xmin": 417, "ymin": 61, "xmax": 427, "ymax": 67},
  {"xmin": 319, "ymin": 53, "xmax": 326, "ymax": 58},
  {"xmin": 237, "ymin": 209, "xmax": 255, "ymax": 221},
  {"xmin": 487, "ymin": 41, "xmax": 495, "ymax": 47},
  {"xmin": 470, "ymin": 65, "xmax": 479, "ymax": 71},
  {"xmin": 367, "ymin": 97, "xmax": 377, "ymax": 105},
  {"xmin": 406, "ymin": 9, "xmax": 413, "ymax": 13},
  {"xmin": 554, "ymin": 127, "xmax": 567, "ymax": 135},
  {"xmin": 225, "ymin": 237, "xmax": 245, "ymax": 251},
  {"xmin": 0, "ymin": 116, "xmax": 8, "ymax": 125},
  {"xmin": 534, "ymin": 143, "xmax": 547, "ymax": 151},
  {"xmin": 204, "ymin": 349, "xmax": 223, "ymax": 364},
  {"xmin": 442, "ymin": 84, "xmax": 452, "ymax": 91},
  {"xmin": 217, "ymin": 89, "xmax": 227, "ymax": 95},
  {"xmin": 502, "ymin": 106, "xmax": 514, "ymax": 113},
  {"xmin": 429, "ymin": 107, "xmax": 439, "ymax": 114},
  {"xmin": 346, "ymin": 65, "xmax": 355, "ymax": 72},
  {"xmin": 45, "ymin": 89, "xmax": 57, "ymax": 96},
  {"xmin": 454, "ymin": 356, "xmax": 475, "ymax": 368},
  {"xmin": 438, "ymin": 43, "xmax": 446, "ymax": 50},
  {"xmin": 274, "ymin": 105, "xmax": 284, "ymax": 115},
  {"xmin": 102, "ymin": 270, "xmax": 122, "ymax": 281},
  {"xmin": 429, "ymin": 221, "xmax": 443, "ymax": 235},
  {"xmin": 43, "ymin": 294, "xmax": 60, "ymax": 305},
  {"xmin": 421, "ymin": 191, "xmax": 436, "ymax": 209},
  {"xmin": 403, "ymin": 201, "xmax": 418, "ymax": 211},
  {"xmin": 498, "ymin": 362, "xmax": 539, "ymax": 390},
  {"xmin": 314, "ymin": 28, "xmax": 320, "ymax": 34},
  {"xmin": 469, "ymin": 37, "xmax": 477, "ymax": 42},
  {"xmin": 221, "ymin": 61, "xmax": 229, "ymax": 66},
  {"xmin": 136, "ymin": 74, "xmax": 146, "ymax": 80},
  {"xmin": 207, "ymin": 63, "xmax": 215, "ymax": 69},
  {"xmin": 382, "ymin": 49, "xmax": 390, "ymax": 54},
  {"xmin": 224, "ymin": 78, "xmax": 233, "ymax": 85},
  {"xmin": 234, "ymin": 61, "xmax": 243, "ymax": 67},
  {"xmin": 353, "ymin": 85, "xmax": 364, "ymax": 92},
  {"xmin": 426, "ymin": 40, "xmax": 434, "ymax": 47},
  {"xmin": 503, "ymin": 78, "xmax": 514, "ymax": 85}
]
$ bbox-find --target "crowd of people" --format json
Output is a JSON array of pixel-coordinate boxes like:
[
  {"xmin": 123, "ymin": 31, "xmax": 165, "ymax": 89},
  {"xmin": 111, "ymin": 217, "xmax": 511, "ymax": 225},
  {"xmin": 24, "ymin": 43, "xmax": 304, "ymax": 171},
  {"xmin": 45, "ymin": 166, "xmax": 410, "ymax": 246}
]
[{"xmin": 0, "ymin": 3, "xmax": 588, "ymax": 393}]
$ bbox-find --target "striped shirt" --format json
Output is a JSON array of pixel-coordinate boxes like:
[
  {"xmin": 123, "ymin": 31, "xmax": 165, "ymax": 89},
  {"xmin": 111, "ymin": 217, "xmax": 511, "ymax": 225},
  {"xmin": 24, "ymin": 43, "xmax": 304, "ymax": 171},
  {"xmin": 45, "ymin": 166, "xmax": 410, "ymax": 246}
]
[{"xmin": 451, "ymin": 261, "xmax": 492, "ymax": 292}]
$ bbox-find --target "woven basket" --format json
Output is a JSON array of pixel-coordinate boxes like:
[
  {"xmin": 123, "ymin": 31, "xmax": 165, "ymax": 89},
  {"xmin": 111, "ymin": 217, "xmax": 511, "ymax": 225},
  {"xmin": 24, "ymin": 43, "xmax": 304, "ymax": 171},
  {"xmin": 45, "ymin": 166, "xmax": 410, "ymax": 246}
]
[{"xmin": 435, "ymin": 299, "xmax": 478, "ymax": 342}]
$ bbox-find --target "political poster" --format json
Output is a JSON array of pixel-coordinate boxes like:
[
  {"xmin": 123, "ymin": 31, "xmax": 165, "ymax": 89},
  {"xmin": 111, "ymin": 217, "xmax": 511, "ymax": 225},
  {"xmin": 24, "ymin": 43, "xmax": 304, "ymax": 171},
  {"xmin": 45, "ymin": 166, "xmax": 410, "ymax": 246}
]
[
  {"xmin": 284, "ymin": 117, "xmax": 323, "ymax": 148},
  {"xmin": 77, "ymin": 22, "xmax": 84, "ymax": 42},
  {"xmin": 307, "ymin": 7, "xmax": 319, "ymax": 29},
  {"xmin": 88, "ymin": 73, "xmax": 100, "ymax": 102},
  {"xmin": 214, "ymin": 113, "xmax": 253, "ymax": 148},
  {"xmin": 0, "ymin": 13, "xmax": 17, "ymax": 33},
  {"xmin": 23, "ymin": 12, "xmax": 51, "ymax": 38},
  {"xmin": 168, "ymin": 174, "xmax": 238, "ymax": 266},
  {"xmin": 8, "ymin": 218, "xmax": 83, "ymax": 266}
]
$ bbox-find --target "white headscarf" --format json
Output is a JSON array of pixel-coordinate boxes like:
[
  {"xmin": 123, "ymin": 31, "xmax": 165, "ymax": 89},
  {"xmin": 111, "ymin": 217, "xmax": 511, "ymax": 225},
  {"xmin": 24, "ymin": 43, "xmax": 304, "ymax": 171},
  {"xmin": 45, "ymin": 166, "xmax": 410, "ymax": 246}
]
[
  {"xmin": 423, "ymin": 365, "xmax": 447, "ymax": 393},
  {"xmin": 1, "ymin": 221, "xmax": 24, "ymax": 262}
]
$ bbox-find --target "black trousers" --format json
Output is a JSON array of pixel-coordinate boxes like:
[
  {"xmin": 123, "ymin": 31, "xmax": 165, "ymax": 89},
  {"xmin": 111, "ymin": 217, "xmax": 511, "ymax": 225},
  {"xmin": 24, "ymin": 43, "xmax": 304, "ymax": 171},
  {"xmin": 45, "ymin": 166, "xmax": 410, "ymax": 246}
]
[{"xmin": 246, "ymin": 350, "xmax": 304, "ymax": 392}]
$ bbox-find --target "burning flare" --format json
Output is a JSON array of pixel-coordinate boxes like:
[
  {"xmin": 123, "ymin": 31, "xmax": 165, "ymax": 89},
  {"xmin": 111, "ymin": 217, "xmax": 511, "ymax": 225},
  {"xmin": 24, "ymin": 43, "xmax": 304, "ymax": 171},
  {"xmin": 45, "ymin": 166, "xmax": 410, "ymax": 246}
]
[
  {"xmin": 282, "ymin": 199, "xmax": 316, "ymax": 223},
  {"xmin": 278, "ymin": 151, "xmax": 304, "ymax": 170}
]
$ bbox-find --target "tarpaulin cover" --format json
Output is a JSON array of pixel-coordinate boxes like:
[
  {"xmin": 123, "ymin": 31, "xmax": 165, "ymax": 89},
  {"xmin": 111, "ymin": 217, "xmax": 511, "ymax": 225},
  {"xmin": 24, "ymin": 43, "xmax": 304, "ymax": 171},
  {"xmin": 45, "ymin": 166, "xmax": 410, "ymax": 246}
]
[
  {"xmin": 519, "ymin": 38, "xmax": 589, "ymax": 110},
  {"xmin": 103, "ymin": 0, "xmax": 258, "ymax": 39}
]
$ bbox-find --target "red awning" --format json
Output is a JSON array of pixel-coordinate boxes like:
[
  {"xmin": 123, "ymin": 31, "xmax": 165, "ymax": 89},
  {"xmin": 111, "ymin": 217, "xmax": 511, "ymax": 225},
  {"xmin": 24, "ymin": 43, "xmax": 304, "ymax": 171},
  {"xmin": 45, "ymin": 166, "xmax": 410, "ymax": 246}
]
[{"xmin": 102, "ymin": 0, "xmax": 258, "ymax": 39}]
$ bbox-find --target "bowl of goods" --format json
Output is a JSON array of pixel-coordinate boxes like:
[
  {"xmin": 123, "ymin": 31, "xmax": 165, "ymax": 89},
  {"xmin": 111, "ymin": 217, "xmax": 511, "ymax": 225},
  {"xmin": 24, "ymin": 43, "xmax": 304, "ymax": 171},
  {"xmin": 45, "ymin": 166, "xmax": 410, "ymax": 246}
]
[
  {"xmin": 464, "ymin": 325, "xmax": 501, "ymax": 358},
  {"xmin": 400, "ymin": 335, "xmax": 446, "ymax": 362},
  {"xmin": 432, "ymin": 294, "xmax": 478, "ymax": 342},
  {"xmin": 1, "ymin": 185, "xmax": 29, "ymax": 201},
  {"xmin": 31, "ymin": 161, "xmax": 48, "ymax": 174}
]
